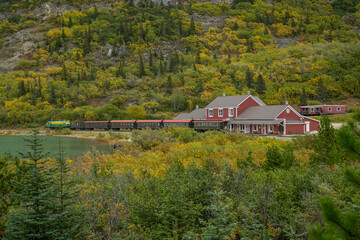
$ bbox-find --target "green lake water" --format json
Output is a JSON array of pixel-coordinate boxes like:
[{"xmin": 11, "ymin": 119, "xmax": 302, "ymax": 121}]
[{"xmin": 0, "ymin": 135, "xmax": 113, "ymax": 158}]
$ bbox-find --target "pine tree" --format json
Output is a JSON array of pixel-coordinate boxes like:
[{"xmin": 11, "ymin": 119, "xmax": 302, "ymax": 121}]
[
  {"xmin": 166, "ymin": 75, "xmax": 173, "ymax": 94},
  {"xmin": 5, "ymin": 130, "xmax": 56, "ymax": 240},
  {"xmin": 316, "ymin": 78, "xmax": 327, "ymax": 102},
  {"xmin": 18, "ymin": 80, "xmax": 26, "ymax": 97},
  {"xmin": 62, "ymin": 64, "xmax": 68, "ymax": 81},
  {"xmin": 300, "ymin": 87, "xmax": 307, "ymax": 106},
  {"xmin": 189, "ymin": 17, "xmax": 196, "ymax": 35},
  {"xmin": 50, "ymin": 84, "xmax": 56, "ymax": 104},
  {"xmin": 52, "ymin": 142, "xmax": 84, "ymax": 239},
  {"xmin": 68, "ymin": 16, "xmax": 73, "ymax": 28},
  {"xmin": 311, "ymin": 115, "xmax": 338, "ymax": 165},
  {"xmin": 139, "ymin": 54, "xmax": 145, "ymax": 78},
  {"xmin": 245, "ymin": 68, "xmax": 254, "ymax": 89},
  {"xmin": 256, "ymin": 74, "xmax": 266, "ymax": 95},
  {"xmin": 148, "ymin": 51, "xmax": 153, "ymax": 69},
  {"xmin": 200, "ymin": 191, "xmax": 236, "ymax": 240},
  {"xmin": 309, "ymin": 168, "xmax": 360, "ymax": 239}
]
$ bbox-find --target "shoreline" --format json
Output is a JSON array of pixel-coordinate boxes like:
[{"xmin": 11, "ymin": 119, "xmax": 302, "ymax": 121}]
[{"xmin": 0, "ymin": 129, "xmax": 131, "ymax": 145}]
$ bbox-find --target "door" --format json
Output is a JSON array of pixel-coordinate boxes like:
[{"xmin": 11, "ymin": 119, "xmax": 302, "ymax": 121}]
[{"xmin": 305, "ymin": 121, "xmax": 310, "ymax": 132}]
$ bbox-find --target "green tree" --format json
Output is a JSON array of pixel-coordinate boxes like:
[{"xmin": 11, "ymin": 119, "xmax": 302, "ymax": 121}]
[
  {"xmin": 245, "ymin": 68, "xmax": 254, "ymax": 89},
  {"xmin": 139, "ymin": 54, "xmax": 145, "ymax": 78},
  {"xmin": 312, "ymin": 115, "xmax": 338, "ymax": 165},
  {"xmin": 300, "ymin": 87, "xmax": 307, "ymax": 106},
  {"xmin": 261, "ymin": 145, "xmax": 297, "ymax": 171},
  {"xmin": 5, "ymin": 130, "xmax": 56, "ymax": 240},
  {"xmin": 200, "ymin": 191, "xmax": 236, "ymax": 240},
  {"xmin": 52, "ymin": 143, "xmax": 85, "ymax": 239},
  {"xmin": 68, "ymin": 16, "xmax": 73, "ymax": 28},
  {"xmin": 256, "ymin": 74, "xmax": 266, "ymax": 95}
]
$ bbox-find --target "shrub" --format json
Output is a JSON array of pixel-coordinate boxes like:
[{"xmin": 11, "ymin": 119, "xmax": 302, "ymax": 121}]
[{"xmin": 131, "ymin": 129, "xmax": 173, "ymax": 150}]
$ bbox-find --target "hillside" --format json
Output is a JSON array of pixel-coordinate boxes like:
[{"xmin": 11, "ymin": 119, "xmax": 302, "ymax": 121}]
[{"xmin": 0, "ymin": 0, "xmax": 360, "ymax": 126}]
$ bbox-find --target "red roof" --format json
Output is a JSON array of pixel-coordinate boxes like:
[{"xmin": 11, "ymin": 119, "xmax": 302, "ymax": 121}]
[
  {"xmin": 84, "ymin": 121, "xmax": 108, "ymax": 123},
  {"xmin": 136, "ymin": 120, "xmax": 163, "ymax": 123},
  {"xmin": 110, "ymin": 120, "xmax": 136, "ymax": 123},
  {"xmin": 163, "ymin": 120, "xmax": 192, "ymax": 123},
  {"xmin": 193, "ymin": 120, "xmax": 227, "ymax": 123}
]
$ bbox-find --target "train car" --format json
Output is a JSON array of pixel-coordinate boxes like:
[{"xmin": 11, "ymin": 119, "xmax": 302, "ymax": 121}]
[
  {"xmin": 193, "ymin": 120, "xmax": 228, "ymax": 132},
  {"xmin": 45, "ymin": 120, "xmax": 71, "ymax": 129},
  {"xmin": 70, "ymin": 121, "xmax": 85, "ymax": 130},
  {"xmin": 110, "ymin": 120, "xmax": 136, "ymax": 130},
  {"xmin": 163, "ymin": 120, "xmax": 193, "ymax": 128},
  {"xmin": 136, "ymin": 120, "xmax": 163, "ymax": 130},
  {"xmin": 83, "ymin": 121, "xmax": 109, "ymax": 130}
]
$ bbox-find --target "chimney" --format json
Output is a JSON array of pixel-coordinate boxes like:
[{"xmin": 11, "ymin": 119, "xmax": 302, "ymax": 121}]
[
  {"xmin": 196, "ymin": 105, "xmax": 199, "ymax": 109},
  {"xmin": 223, "ymin": 93, "xmax": 226, "ymax": 96},
  {"xmin": 285, "ymin": 100, "xmax": 289, "ymax": 105},
  {"xmin": 247, "ymin": 91, "xmax": 250, "ymax": 95}
]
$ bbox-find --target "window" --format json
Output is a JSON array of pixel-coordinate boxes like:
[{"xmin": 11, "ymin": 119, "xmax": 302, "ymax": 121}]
[
  {"xmin": 253, "ymin": 125, "xmax": 258, "ymax": 131},
  {"xmin": 286, "ymin": 108, "xmax": 290, "ymax": 114},
  {"xmin": 219, "ymin": 108, "xmax": 223, "ymax": 117},
  {"xmin": 337, "ymin": 107, "xmax": 341, "ymax": 111},
  {"xmin": 209, "ymin": 109, "xmax": 213, "ymax": 117},
  {"xmin": 269, "ymin": 125, "xmax": 273, "ymax": 131},
  {"xmin": 311, "ymin": 107, "xmax": 314, "ymax": 112},
  {"xmin": 240, "ymin": 124, "xmax": 245, "ymax": 131},
  {"xmin": 229, "ymin": 108, "xmax": 234, "ymax": 117},
  {"xmin": 328, "ymin": 107, "xmax": 332, "ymax": 111}
]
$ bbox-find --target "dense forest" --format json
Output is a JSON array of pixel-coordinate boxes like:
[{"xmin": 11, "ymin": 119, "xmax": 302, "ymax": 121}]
[
  {"xmin": 0, "ymin": 0, "xmax": 360, "ymax": 126},
  {"xmin": 0, "ymin": 114, "xmax": 359, "ymax": 239}
]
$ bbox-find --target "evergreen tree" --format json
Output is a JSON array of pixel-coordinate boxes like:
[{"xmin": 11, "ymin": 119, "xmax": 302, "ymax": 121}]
[
  {"xmin": 200, "ymin": 191, "xmax": 236, "ymax": 240},
  {"xmin": 116, "ymin": 61, "xmax": 126, "ymax": 79},
  {"xmin": 52, "ymin": 143, "xmax": 85, "ymax": 239},
  {"xmin": 68, "ymin": 16, "xmax": 73, "ymax": 28},
  {"xmin": 5, "ymin": 130, "xmax": 56, "ymax": 240},
  {"xmin": 61, "ymin": 64, "xmax": 68, "ymax": 81},
  {"xmin": 311, "ymin": 115, "xmax": 338, "ymax": 165},
  {"xmin": 309, "ymin": 168, "xmax": 360, "ymax": 239},
  {"xmin": 256, "ymin": 73, "xmax": 266, "ymax": 95},
  {"xmin": 61, "ymin": 28, "xmax": 65, "ymax": 39},
  {"xmin": 139, "ymin": 54, "xmax": 145, "ymax": 78},
  {"xmin": 316, "ymin": 78, "xmax": 327, "ymax": 102},
  {"xmin": 300, "ymin": 87, "xmax": 307, "ymax": 106},
  {"xmin": 50, "ymin": 84, "xmax": 56, "ymax": 104},
  {"xmin": 189, "ymin": 17, "xmax": 196, "ymax": 35},
  {"xmin": 17, "ymin": 80, "xmax": 26, "ymax": 97},
  {"xmin": 245, "ymin": 68, "xmax": 254, "ymax": 89},
  {"xmin": 166, "ymin": 75, "xmax": 173, "ymax": 94}
]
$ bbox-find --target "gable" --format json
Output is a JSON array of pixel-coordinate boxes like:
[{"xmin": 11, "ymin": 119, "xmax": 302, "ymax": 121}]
[{"xmin": 276, "ymin": 106, "xmax": 303, "ymax": 120}]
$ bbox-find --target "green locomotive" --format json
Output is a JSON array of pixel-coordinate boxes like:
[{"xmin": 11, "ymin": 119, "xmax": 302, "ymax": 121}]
[{"xmin": 45, "ymin": 120, "xmax": 71, "ymax": 129}]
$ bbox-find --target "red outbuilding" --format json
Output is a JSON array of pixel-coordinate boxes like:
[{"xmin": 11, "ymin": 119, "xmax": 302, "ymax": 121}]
[{"xmin": 298, "ymin": 105, "xmax": 346, "ymax": 116}]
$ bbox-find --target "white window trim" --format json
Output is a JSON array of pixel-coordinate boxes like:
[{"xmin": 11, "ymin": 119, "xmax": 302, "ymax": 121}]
[
  {"xmin": 337, "ymin": 107, "xmax": 341, "ymax": 111},
  {"xmin": 209, "ymin": 109, "xmax": 213, "ymax": 117},
  {"xmin": 311, "ymin": 107, "xmax": 314, "ymax": 112},
  {"xmin": 253, "ymin": 125, "xmax": 258, "ymax": 131},
  {"xmin": 328, "ymin": 107, "xmax": 332, "ymax": 111},
  {"xmin": 229, "ymin": 108, "xmax": 234, "ymax": 117},
  {"xmin": 268, "ymin": 125, "xmax": 273, "ymax": 131},
  {"xmin": 219, "ymin": 108, "xmax": 223, "ymax": 117}
]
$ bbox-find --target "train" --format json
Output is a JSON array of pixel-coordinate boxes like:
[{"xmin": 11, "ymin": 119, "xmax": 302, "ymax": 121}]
[{"xmin": 46, "ymin": 119, "xmax": 228, "ymax": 132}]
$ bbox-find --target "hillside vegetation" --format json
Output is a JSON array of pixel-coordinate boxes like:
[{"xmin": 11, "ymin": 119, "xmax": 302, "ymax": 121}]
[{"xmin": 0, "ymin": 0, "xmax": 360, "ymax": 125}]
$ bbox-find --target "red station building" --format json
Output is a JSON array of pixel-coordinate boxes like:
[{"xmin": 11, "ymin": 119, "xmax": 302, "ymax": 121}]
[{"xmin": 175, "ymin": 93, "xmax": 320, "ymax": 135}]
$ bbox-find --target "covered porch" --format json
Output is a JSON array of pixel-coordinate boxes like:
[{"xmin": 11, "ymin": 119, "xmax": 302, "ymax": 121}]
[{"xmin": 228, "ymin": 119, "xmax": 284, "ymax": 135}]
